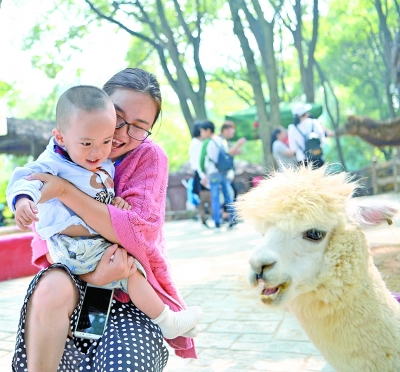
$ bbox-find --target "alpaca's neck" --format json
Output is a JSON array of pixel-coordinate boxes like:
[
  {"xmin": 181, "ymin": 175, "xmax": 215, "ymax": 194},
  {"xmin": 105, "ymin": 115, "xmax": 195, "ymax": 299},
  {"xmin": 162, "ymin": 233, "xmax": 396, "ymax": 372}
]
[{"xmin": 289, "ymin": 267, "xmax": 400, "ymax": 371}]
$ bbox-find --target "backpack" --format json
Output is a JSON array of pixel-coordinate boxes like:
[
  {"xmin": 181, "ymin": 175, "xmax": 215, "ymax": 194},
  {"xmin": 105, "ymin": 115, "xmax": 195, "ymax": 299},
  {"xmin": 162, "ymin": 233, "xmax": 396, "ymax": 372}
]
[
  {"xmin": 200, "ymin": 138, "xmax": 234, "ymax": 173},
  {"xmin": 211, "ymin": 139, "xmax": 234, "ymax": 172},
  {"xmin": 294, "ymin": 122, "xmax": 323, "ymax": 162}
]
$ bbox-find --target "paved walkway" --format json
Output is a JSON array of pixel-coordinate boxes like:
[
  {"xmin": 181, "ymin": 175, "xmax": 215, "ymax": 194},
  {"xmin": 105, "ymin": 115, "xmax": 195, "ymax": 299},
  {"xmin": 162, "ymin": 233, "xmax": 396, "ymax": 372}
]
[{"xmin": 1, "ymin": 193, "xmax": 400, "ymax": 371}]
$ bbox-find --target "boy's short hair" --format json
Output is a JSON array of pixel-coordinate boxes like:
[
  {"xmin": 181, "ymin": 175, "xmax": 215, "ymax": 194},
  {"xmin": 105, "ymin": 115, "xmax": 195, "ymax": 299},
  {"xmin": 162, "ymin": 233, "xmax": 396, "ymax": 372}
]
[
  {"xmin": 221, "ymin": 120, "xmax": 235, "ymax": 132},
  {"xmin": 200, "ymin": 120, "xmax": 215, "ymax": 133},
  {"xmin": 56, "ymin": 85, "xmax": 112, "ymax": 131}
]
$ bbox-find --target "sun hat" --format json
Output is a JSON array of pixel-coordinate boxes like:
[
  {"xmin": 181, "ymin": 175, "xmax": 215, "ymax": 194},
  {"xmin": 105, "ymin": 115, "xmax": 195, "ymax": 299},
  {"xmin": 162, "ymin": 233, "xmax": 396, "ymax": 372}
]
[{"xmin": 291, "ymin": 102, "xmax": 312, "ymax": 117}]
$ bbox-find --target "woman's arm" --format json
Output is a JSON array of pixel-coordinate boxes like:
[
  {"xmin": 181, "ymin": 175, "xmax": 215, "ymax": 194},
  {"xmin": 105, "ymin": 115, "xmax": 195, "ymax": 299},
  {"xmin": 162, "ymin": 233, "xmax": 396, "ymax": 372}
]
[{"xmin": 29, "ymin": 174, "xmax": 120, "ymax": 244}]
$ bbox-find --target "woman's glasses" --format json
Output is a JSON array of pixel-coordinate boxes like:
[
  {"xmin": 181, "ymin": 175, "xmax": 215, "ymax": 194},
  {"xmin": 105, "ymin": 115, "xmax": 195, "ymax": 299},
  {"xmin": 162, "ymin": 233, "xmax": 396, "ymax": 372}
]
[{"xmin": 115, "ymin": 114, "xmax": 152, "ymax": 141}]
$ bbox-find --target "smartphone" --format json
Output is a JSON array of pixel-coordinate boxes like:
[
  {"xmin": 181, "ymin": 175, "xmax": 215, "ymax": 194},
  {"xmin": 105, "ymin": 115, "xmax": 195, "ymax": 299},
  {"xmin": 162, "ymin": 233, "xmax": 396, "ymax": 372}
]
[{"xmin": 74, "ymin": 284, "xmax": 114, "ymax": 340}]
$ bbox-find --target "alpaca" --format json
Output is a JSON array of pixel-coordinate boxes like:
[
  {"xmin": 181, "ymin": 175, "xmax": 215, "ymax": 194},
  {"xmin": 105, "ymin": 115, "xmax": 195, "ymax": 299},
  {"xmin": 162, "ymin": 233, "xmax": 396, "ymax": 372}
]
[
  {"xmin": 236, "ymin": 165, "xmax": 400, "ymax": 372},
  {"xmin": 339, "ymin": 115, "xmax": 400, "ymax": 147}
]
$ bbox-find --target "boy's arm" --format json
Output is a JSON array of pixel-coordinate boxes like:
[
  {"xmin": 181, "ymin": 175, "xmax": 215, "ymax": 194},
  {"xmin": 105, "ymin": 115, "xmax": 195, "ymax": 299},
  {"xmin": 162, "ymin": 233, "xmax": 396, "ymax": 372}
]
[
  {"xmin": 14, "ymin": 198, "xmax": 39, "ymax": 230},
  {"xmin": 228, "ymin": 137, "xmax": 247, "ymax": 156},
  {"xmin": 111, "ymin": 196, "xmax": 132, "ymax": 210},
  {"xmin": 6, "ymin": 159, "xmax": 59, "ymax": 212}
]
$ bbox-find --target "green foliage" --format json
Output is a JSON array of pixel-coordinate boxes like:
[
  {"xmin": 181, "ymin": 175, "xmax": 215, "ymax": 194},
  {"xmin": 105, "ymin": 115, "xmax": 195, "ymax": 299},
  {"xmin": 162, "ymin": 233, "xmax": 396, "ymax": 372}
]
[
  {"xmin": 125, "ymin": 38, "xmax": 158, "ymax": 70},
  {"xmin": 0, "ymin": 155, "xmax": 32, "ymax": 217},
  {"xmin": 11, "ymin": 0, "xmax": 400, "ymax": 175},
  {"xmin": 22, "ymin": 2, "xmax": 93, "ymax": 79},
  {"xmin": 318, "ymin": 0, "xmax": 399, "ymax": 119},
  {"xmin": 323, "ymin": 135, "xmax": 385, "ymax": 172},
  {"xmin": 26, "ymin": 86, "xmax": 59, "ymax": 121},
  {"xmin": 0, "ymin": 81, "xmax": 19, "ymax": 108},
  {"xmin": 150, "ymin": 96, "xmax": 192, "ymax": 172}
]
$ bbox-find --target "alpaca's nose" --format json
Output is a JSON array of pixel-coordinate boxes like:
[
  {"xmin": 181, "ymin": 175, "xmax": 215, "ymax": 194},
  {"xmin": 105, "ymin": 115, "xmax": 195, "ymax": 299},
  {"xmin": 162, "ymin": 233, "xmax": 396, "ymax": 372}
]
[{"xmin": 249, "ymin": 257, "xmax": 276, "ymax": 278}]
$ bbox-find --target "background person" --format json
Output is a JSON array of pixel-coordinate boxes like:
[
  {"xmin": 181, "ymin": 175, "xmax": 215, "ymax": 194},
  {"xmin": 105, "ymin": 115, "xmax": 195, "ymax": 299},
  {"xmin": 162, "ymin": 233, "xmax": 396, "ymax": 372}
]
[
  {"xmin": 220, "ymin": 120, "xmax": 246, "ymax": 202},
  {"xmin": 188, "ymin": 121, "xmax": 211, "ymax": 227},
  {"xmin": 288, "ymin": 102, "xmax": 326, "ymax": 168},
  {"xmin": 199, "ymin": 120, "xmax": 236, "ymax": 229},
  {"xmin": 12, "ymin": 68, "xmax": 197, "ymax": 372},
  {"xmin": 270, "ymin": 126, "xmax": 296, "ymax": 172}
]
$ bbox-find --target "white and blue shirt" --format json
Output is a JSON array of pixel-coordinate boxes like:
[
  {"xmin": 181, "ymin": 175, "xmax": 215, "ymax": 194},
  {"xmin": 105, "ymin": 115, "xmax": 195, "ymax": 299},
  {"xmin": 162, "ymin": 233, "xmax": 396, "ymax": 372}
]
[{"xmin": 6, "ymin": 137, "xmax": 115, "ymax": 239}]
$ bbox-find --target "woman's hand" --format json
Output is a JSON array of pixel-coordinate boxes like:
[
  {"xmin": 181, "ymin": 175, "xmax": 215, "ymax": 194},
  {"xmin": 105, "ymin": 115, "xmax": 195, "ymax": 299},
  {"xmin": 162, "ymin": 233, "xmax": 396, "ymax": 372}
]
[
  {"xmin": 81, "ymin": 244, "xmax": 136, "ymax": 287},
  {"xmin": 26, "ymin": 173, "xmax": 70, "ymax": 203}
]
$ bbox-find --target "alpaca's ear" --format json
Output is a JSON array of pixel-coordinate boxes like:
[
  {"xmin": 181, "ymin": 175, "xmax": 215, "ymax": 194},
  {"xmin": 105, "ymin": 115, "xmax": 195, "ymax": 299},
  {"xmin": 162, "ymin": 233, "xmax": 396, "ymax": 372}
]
[{"xmin": 348, "ymin": 203, "xmax": 400, "ymax": 228}]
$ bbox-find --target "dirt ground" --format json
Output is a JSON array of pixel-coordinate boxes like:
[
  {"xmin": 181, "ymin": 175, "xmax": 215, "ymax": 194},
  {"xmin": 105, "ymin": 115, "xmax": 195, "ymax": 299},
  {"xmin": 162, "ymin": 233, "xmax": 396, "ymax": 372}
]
[{"xmin": 371, "ymin": 244, "xmax": 400, "ymax": 292}]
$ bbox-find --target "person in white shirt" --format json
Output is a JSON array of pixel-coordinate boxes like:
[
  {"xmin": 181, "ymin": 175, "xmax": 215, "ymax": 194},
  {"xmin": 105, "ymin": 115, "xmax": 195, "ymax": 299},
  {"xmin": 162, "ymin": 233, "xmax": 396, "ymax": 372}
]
[
  {"xmin": 188, "ymin": 122, "xmax": 211, "ymax": 227},
  {"xmin": 288, "ymin": 102, "xmax": 326, "ymax": 168}
]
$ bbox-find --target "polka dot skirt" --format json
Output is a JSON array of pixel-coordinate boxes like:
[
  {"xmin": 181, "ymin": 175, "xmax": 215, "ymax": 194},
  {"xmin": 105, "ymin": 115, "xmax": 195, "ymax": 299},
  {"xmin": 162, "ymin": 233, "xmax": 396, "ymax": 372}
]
[{"xmin": 12, "ymin": 264, "xmax": 169, "ymax": 371}]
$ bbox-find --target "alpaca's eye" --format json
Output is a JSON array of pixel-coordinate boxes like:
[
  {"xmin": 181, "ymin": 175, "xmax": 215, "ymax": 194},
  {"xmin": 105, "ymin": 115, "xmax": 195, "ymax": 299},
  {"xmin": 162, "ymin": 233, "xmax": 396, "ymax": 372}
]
[{"xmin": 303, "ymin": 229, "xmax": 326, "ymax": 242}]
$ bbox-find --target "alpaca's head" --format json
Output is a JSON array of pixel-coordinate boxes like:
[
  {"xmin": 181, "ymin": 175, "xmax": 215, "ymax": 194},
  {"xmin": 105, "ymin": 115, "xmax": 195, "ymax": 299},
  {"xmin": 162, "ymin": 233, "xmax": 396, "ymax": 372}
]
[{"xmin": 236, "ymin": 165, "xmax": 359, "ymax": 307}]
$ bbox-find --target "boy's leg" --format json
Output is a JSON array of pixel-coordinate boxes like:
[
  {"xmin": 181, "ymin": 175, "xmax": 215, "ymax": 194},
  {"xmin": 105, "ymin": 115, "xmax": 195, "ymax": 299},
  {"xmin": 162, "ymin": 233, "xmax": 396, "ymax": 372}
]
[
  {"xmin": 199, "ymin": 189, "xmax": 211, "ymax": 225},
  {"xmin": 127, "ymin": 270, "xmax": 203, "ymax": 339},
  {"xmin": 209, "ymin": 174, "xmax": 222, "ymax": 227},
  {"xmin": 220, "ymin": 175, "xmax": 235, "ymax": 223}
]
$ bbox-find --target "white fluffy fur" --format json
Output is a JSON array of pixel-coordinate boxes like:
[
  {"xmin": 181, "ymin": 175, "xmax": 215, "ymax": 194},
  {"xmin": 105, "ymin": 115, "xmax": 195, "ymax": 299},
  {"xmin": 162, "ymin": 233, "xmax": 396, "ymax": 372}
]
[{"xmin": 236, "ymin": 165, "xmax": 400, "ymax": 372}]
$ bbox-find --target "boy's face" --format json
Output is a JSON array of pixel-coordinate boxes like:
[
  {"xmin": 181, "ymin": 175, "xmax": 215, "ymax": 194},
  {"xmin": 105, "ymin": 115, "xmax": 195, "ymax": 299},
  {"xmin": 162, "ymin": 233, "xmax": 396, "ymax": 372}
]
[
  {"xmin": 200, "ymin": 128, "xmax": 212, "ymax": 139},
  {"xmin": 222, "ymin": 127, "xmax": 235, "ymax": 139},
  {"xmin": 53, "ymin": 103, "xmax": 116, "ymax": 170}
]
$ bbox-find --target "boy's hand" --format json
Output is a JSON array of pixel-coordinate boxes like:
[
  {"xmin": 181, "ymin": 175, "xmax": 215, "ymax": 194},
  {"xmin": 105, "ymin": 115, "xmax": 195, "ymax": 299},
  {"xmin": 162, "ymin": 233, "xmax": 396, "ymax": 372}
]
[
  {"xmin": 15, "ymin": 198, "xmax": 39, "ymax": 230},
  {"xmin": 111, "ymin": 196, "xmax": 132, "ymax": 210}
]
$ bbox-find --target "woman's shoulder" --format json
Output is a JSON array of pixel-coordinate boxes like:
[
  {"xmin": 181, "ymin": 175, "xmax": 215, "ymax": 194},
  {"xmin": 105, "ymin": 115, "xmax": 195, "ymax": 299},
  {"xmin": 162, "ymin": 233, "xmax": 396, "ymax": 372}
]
[
  {"xmin": 129, "ymin": 140, "xmax": 167, "ymax": 160},
  {"xmin": 115, "ymin": 141, "xmax": 168, "ymax": 184}
]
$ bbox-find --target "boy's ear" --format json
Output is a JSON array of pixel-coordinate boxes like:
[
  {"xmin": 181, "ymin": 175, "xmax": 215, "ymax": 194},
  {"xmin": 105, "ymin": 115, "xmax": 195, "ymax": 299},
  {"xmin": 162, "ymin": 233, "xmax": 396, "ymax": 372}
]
[{"xmin": 52, "ymin": 128, "xmax": 65, "ymax": 146}]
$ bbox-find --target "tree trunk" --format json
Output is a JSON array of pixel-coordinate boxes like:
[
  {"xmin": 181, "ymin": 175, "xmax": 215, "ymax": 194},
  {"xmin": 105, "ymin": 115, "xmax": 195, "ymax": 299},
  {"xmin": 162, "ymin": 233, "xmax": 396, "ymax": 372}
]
[
  {"xmin": 374, "ymin": 0, "xmax": 397, "ymax": 118},
  {"xmin": 229, "ymin": 0, "xmax": 273, "ymax": 167},
  {"xmin": 287, "ymin": 0, "xmax": 319, "ymax": 102},
  {"xmin": 243, "ymin": 0, "xmax": 281, "ymax": 128},
  {"xmin": 85, "ymin": 0, "xmax": 208, "ymax": 132},
  {"xmin": 314, "ymin": 61, "xmax": 347, "ymax": 169}
]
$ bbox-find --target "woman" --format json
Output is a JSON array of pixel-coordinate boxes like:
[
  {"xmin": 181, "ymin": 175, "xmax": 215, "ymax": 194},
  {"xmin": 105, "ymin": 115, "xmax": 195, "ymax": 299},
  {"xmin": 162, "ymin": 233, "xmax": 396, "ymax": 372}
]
[
  {"xmin": 287, "ymin": 102, "xmax": 326, "ymax": 169},
  {"xmin": 270, "ymin": 126, "xmax": 296, "ymax": 172},
  {"xmin": 12, "ymin": 68, "xmax": 196, "ymax": 372}
]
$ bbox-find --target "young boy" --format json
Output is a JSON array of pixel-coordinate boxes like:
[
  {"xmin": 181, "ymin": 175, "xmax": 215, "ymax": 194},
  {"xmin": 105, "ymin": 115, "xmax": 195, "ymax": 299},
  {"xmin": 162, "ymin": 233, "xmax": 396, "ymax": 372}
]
[{"xmin": 6, "ymin": 85, "xmax": 202, "ymax": 339}]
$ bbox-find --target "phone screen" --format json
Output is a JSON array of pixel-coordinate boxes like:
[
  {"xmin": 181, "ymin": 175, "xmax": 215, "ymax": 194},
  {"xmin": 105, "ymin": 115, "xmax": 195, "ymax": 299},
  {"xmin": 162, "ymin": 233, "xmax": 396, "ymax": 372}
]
[{"xmin": 74, "ymin": 285, "xmax": 114, "ymax": 340}]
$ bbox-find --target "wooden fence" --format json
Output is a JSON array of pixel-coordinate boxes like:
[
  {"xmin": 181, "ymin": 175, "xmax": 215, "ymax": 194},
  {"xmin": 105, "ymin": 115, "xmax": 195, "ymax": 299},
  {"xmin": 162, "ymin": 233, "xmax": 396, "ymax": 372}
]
[{"xmin": 354, "ymin": 154, "xmax": 400, "ymax": 195}]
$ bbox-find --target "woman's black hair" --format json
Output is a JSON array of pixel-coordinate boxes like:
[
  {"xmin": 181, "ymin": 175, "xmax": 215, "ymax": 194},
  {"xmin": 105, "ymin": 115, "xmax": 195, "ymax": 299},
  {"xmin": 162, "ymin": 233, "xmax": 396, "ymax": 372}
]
[
  {"xmin": 293, "ymin": 115, "xmax": 301, "ymax": 125},
  {"xmin": 103, "ymin": 68, "xmax": 162, "ymax": 127},
  {"xmin": 270, "ymin": 127, "xmax": 282, "ymax": 153},
  {"xmin": 192, "ymin": 121, "xmax": 202, "ymax": 138}
]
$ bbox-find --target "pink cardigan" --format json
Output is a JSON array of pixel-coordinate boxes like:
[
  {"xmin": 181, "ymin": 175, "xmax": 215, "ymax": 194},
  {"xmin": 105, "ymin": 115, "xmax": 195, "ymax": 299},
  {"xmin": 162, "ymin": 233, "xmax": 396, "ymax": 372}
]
[{"xmin": 31, "ymin": 140, "xmax": 196, "ymax": 359}]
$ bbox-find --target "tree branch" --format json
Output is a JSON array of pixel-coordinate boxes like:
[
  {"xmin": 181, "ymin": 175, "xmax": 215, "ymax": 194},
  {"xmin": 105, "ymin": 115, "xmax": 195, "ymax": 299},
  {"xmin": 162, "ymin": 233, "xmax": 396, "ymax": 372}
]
[
  {"xmin": 211, "ymin": 75, "xmax": 253, "ymax": 105},
  {"xmin": 84, "ymin": 0, "xmax": 158, "ymax": 47}
]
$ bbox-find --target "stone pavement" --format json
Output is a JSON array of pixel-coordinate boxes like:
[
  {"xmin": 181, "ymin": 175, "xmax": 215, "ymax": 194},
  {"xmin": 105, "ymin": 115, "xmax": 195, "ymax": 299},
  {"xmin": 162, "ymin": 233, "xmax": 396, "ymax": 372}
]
[{"xmin": 1, "ymin": 193, "xmax": 400, "ymax": 371}]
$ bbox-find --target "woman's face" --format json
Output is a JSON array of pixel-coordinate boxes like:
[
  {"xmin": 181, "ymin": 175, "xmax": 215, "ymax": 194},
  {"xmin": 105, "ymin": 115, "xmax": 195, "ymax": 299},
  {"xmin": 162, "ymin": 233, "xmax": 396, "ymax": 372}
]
[
  {"xmin": 277, "ymin": 129, "xmax": 287, "ymax": 141},
  {"xmin": 109, "ymin": 88, "xmax": 158, "ymax": 161}
]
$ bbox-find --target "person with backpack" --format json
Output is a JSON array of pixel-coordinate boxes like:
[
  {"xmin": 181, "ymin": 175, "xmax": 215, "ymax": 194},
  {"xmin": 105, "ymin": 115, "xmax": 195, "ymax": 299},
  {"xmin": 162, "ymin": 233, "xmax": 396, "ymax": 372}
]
[
  {"xmin": 288, "ymin": 102, "xmax": 326, "ymax": 169},
  {"xmin": 199, "ymin": 120, "xmax": 237, "ymax": 229}
]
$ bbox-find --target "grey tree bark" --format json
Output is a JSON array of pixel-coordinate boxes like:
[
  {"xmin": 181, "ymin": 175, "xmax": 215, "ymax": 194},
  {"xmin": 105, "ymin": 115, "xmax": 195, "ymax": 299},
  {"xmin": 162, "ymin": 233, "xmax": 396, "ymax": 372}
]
[
  {"xmin": 85, "ymin": 0, "xmax": 208, "ymax": 132},
  {"xmin": 228, "ymin": 0, "xmax": 274, "ymax": 167},
  {"xmin": 240, "ymin": 0, "xmax": 281, "ymax": 129},
  {"xmin": 275, "ymin": 0, "xmax": 319, "ymax": 103}
]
